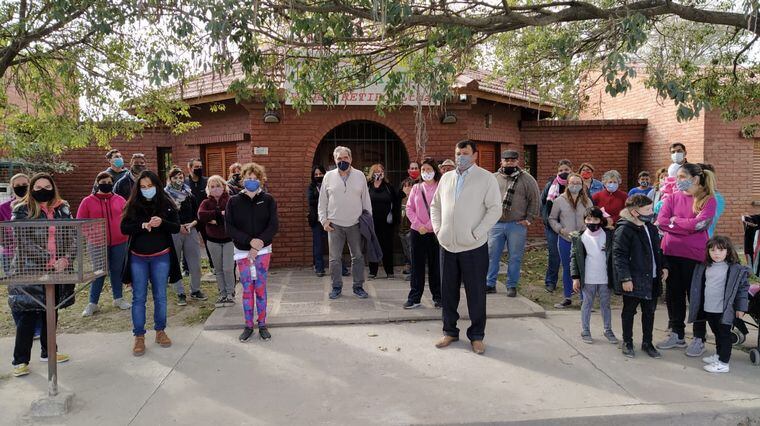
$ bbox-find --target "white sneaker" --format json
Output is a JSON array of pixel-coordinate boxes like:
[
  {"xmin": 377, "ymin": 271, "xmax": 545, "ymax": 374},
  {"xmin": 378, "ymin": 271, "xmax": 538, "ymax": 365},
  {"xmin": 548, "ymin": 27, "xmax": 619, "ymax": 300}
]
[
  {"xmin": 81, "ymin": 303, "xmax": 99, "ymax": 317},
  {"xmin": 113, "ymin": 298, "xmax": 131, "ymax": 310},
  {"xmin": 702, "ymin": 354, "xmax": 719, "ymax": 364},
  {"xmin": 703, "ymin": 361, "xmax": 729, "ymax": 373}
]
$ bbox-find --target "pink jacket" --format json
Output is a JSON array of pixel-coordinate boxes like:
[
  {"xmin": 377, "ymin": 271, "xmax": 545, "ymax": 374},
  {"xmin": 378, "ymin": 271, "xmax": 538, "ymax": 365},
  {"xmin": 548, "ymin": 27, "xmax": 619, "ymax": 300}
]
[
  {"xmin": 76, "ymin": 193, "xmax": 129, "ymax": 247},
  {"xmin": 656, "ymin": 191, "xmax": 716, "ymax": 262},
  {"xmin": 406, "ymin": 182, "xmax": 438, "ymax": 232}
]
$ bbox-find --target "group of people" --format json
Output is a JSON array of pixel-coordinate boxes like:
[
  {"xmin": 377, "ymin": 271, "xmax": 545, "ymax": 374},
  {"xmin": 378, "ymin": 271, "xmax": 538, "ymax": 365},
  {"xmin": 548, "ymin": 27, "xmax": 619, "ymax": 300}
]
[{"xmin": 4, "ymin": 150, "xmax": 278, "ymax": 377}]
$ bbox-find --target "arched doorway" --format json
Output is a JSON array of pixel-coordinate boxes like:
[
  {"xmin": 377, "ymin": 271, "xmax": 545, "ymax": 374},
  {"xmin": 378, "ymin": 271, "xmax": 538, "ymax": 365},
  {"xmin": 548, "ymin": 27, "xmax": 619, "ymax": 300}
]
[{"xmin": 314, "ymin": 120, "xmax": 410, "ymax": 188}]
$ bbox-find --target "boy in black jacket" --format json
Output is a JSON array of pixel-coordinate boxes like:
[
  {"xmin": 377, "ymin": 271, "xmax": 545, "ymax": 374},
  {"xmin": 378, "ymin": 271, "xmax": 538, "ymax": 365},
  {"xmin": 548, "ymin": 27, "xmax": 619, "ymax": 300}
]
[{"xmin": 613, "ymin": 195, "xmax": 669, "ymax": 359}]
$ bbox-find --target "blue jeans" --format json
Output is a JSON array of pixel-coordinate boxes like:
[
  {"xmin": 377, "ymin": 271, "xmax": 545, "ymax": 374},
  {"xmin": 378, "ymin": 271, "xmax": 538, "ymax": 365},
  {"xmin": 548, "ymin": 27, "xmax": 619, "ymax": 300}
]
[
  {"xmin": 544, "ymin": 225, "xmax": 560, "ymax": 289},
  {"xmin": 130, "ymin": 252, "xmax": 170, "ymax": 336},
  {"xmin": 89, "ymin": 243, "xmax": 127, "ymax": 304},
  {"xmin": 558, "ymin": 237, "xmax": 573, "ymax": 298},
  {"xmin": 487, "ymin": 221, "xmax": 528, "ymax": 288}
]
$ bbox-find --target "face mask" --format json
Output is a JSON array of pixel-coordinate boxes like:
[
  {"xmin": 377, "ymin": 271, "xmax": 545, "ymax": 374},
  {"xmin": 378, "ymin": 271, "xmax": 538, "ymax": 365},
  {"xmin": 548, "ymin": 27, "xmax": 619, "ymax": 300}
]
[
  {"xmin": 586, "ymin": 223, "xmax": 601, "ymax": 232},
  {"xmin": 98, "ymin": 183, "xmax": 113, "ymax": 193},
  {"xmin": 314, "ymin": 176, "xmax": 323, "ymax": 185},
  {"xmin": 676, "ymin": 178, "xmax": 693, "ymax": 192},
  {"xmin": 171, "ymin": 180, "xmax": 183, "ymax": 190},
  {"xmin": 639, "ymin": 180, "xmax": 649, "ymax": 188},
  {"xmin": 421, "ymin": 171, "xmax": 435, "ymax": 181},
  {"xmin": 373, "ymin": 173, "xmax": 384, "ymax": 181},
  {"xmin": 244, "ymin": 178, "xmax": 261, "ymax": 192},
  {"xmin": 209, "ymin": 187, "xmax": 224, "ymax": 198},
  {"xmin": 605, "ymin": 182, "xmax": 619, "ymax": 192},
  {"xmin": 31, "ymin": 188, "xmax": 55, "ymax": 203},
  {"xmin": 337, "ymin": 161, "xmax": 350, "ymax": 171},
  {"xmin": 141, "ymin": 187, "xmax": 156, "ymax": 200},
  {"xmin": 568, "ymin": 184, "xmax": 582, "ymax": 194},
  {"xmin": 131, "ymin": 164, "xmax": 145, "ymax": 175},
  {"xmin": 671, "ymin": 152, "xmax": 685, "ymax": 163},
  {"xmin": 501, "ymin": 166, "xmax": 517, "ymax": 175},
  {"xmin": 13, "ymin": 185, "xmax": 28, "ymax": 198},
  {"xmin": 192, "ymin": 168, "xmax": 203, "ymax": 177},
  {"xmin": 456, "ymin": 155, "xmax": 473, "ymax": 171},
  {"xmin": 636, "ymin": 211, "xmax": 654, "ymax": 223},
  {"xmin": 232, "ymin": 173, "xmax": 241, "ymax": 182},
  {"xmin": 408, "ymin": 170, "xmax": 420, "ymax": 180},
  {"xmin": 580, "ymin": 171, "xmax": 593, "ymax": 180},
  {"xmin": 113, "ymin": 158, "xmax": 124, "ymax": 168}
]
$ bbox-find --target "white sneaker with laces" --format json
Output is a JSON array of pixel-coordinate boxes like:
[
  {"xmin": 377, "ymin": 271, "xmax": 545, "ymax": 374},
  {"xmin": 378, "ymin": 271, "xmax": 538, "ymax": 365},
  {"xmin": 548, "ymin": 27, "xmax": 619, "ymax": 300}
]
[
  {"xmin": 702, "ymin": 354, "xmax": 719, "ymax": 364},
  {"xmin": 81, "ymin": 303, "xmax": 99, "ymax": 317},
  {"xmin": 113, "ymin": 298, "xmax": 131, "ymax": 310},
  {"xmin": 703, "ymin": 361, "xmax": 729, "ymax": 373}
]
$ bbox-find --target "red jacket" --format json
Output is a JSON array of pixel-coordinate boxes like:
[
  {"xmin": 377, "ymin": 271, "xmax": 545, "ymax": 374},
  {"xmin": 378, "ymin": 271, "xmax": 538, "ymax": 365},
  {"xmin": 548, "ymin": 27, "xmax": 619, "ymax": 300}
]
[
  {"xmin": 592, "ymin": 189, "xmax": 628, "ymax": 223},
  {"xmin": 198, "ymin": 192, "xmax": 232, "ymax": 243},
  {"xmin": 76, "ymin": 193, "xmax": 129, "ymax": 246}
]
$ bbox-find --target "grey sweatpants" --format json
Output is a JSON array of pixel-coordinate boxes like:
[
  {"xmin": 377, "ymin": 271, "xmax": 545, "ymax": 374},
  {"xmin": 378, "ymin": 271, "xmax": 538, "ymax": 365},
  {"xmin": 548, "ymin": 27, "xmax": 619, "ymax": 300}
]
[
  {"xmin": 172, "ymin": 228, "xmax": 202, "ymax": 295},
  {"xmin": 581, "ymin": 283, "xmax": 612, "ymax": 334},
  {"xmin": 328, "ymin": 223, "xmax": 365, "ymax": 290},
  {"xmin": 207, "ymin": 241, "xmax": 235, "ymax": 297}
]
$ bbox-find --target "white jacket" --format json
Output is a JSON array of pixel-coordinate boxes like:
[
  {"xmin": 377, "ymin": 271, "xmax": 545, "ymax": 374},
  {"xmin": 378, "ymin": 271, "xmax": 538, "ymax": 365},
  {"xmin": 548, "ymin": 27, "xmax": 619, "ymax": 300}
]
[
  {"xmin": 318, "ymin": 167, "xmax": 372, "ymax": 227},
  {"xmin": 431, "ymin": 165, "xmax": 502, "ymax": 253}
]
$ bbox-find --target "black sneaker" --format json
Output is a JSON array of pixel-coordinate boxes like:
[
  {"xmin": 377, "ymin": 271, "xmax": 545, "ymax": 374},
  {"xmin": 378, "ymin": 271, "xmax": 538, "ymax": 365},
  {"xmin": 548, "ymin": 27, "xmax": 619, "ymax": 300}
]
[
  {"xmin": 316, "ymin": 271, "xmax": 326, "ymax": 277},
  {"xmin": 368, "ymin": 273, "xmax": 377, "ymax": 279},
  {"xmin": 403, "ymin": 300, "xmax": 421, "ymax": 309},
  {"xmin": 341, "ymin": 270, "xmax": 351, "ymax": 277},
  {"xmin": 506, "ymin": 288, "xmax": 517, "ymax": 298},
  {"xmin": 405, "ymin": 275, "xmax": 411, "ymax": 281},
  {"xmin": 223, "ymin": 296, "xmax": 235, "ymax": 307},
  {"xmin": 329, "ymin": 288, "xmax": 342, "ymax": 299},
  {"xmin": 177, "ymin": 294, "xmax": 187, "ymax": 306},
  {"xmin": 544, "ymin": 286, "xmax": 555, "ymax": 294},
  {"xmin": 259, "ymin": 327, "xmax": 271, "ymax": 340},
  {"xmin": 553, "ymin": 298, "xmax": 571, "ymax": 309},
  {"xmin": 485, "ymin": 286, "xmax": 497, "ymax": 294},
  {"xmin": 386, "ymin": 274, "xmax": 395, "ymax": 280},
  {"xmin": 402, "ymin": 268, "xmax": 411, "ymax": 275},
  {"xmin": 433, "ymin": 300, "xmax": 442, "ymax": 309},
  {"xmin": 642, "ymin": 343, "xmax": 662, "ymax": 359},
  {"xmin": 622, "ymin": 341, "xmax": 635, "ymax": 358},
  {"xmin": 239, "ymin": 327, "xmax": 254, "ymax": 342},
  {"xmin": 214, "ymin": 296, "xmax": 226, "ymax": 308},
  {"xmin": 190, "ymin": 291, "xmax": 208, "ymax": 301},
  {"xmin": 353, "ymin": 288, "xmax": 369, "ymax": 299}
]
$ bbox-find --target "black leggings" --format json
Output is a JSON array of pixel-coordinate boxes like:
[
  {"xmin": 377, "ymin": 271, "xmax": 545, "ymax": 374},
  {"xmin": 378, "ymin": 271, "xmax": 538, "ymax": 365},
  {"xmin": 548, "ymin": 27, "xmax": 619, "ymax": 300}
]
[
  {"xmin": 705, "ymin": 312, "xmax": 732, "ymax": 363},
  {"xmin": 665, "ymin": 256, "xmax": 706, "ymax": 339},
  {"xmin": 13, "ymin": 310, "xmax": 57, "ymax": 365}
]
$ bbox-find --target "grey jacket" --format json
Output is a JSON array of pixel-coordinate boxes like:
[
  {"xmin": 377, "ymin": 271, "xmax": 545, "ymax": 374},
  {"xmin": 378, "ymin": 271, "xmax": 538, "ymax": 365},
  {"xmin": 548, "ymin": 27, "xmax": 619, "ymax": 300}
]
[
  {"xmin": 548, "ymin": 195, "xmax": 590, "ymax": 241},
  {"xmin": 359, "ymin": 210, "xmax": 383, "ymax": 263},
  {"xmin": 688, "ymin": 263, "xmax": 750, "ymax": 326},
  {"xmin": 494, "ymin": 169, "xmax": 540, "ymax": 223}
]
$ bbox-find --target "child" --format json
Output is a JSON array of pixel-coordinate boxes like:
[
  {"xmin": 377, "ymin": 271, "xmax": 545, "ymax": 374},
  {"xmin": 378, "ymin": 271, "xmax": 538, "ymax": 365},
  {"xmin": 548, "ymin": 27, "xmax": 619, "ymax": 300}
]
[
  {"xmin": 627, "ymin": 171, "xmax": 651, "ymax": 197},
  {"xmin": 571, "ymin": 207, "xmax": 618, "ymax": 344},
  {"xmin": 687, "ymin": 236, "xmax": 750, "ymax": 373},
  {"xmin": 613, "ymin": 194, "xmax": 668, "ymax": 359}
]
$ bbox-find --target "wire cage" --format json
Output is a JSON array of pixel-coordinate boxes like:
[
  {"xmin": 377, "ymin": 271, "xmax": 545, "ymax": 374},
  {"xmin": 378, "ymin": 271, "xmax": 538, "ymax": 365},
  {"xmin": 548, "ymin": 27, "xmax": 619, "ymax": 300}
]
[{"xmin": 0, "ymin": 218, "xmax": 108, "ymax": 286}]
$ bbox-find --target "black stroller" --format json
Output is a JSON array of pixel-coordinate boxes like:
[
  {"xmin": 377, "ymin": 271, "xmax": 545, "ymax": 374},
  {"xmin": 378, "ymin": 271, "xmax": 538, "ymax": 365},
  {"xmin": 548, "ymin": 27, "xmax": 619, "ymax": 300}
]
[{"xmin": 732, "ymin": 285, "xmax": 760, "ymax": 365}]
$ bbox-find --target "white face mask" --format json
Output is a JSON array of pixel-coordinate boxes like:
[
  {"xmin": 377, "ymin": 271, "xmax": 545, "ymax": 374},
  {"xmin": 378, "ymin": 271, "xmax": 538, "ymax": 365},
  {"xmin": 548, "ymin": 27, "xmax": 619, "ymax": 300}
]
[
  {"xmin": 421, "ymin": 171, "xmax": 435, "ymax": 182},
  {"xmin": 671, "ymin": 152, "xmax": 685, "ymax": 163}
]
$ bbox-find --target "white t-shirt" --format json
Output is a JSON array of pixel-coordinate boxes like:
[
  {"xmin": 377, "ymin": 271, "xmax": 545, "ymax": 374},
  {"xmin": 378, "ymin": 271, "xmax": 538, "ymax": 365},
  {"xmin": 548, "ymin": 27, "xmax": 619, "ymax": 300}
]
[{"xmin": 582, "ymin": 230, "xmax": 608, "ymax": 285}]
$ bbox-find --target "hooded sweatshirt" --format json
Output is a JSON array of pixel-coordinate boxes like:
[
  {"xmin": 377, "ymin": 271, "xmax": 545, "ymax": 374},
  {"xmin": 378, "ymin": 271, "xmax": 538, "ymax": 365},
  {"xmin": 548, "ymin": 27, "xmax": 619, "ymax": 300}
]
[
  {"xmin": 76, "ymin": 192, "xmax": 129, "ymax": 246},
  {"xmin": 656, "ymin": 190, "xmax": 716, "ymax": 262}
]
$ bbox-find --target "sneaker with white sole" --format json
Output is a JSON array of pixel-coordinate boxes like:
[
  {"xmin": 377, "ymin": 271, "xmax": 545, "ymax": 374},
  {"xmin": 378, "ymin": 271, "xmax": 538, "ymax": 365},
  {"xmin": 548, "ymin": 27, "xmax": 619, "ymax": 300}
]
[
  {"xmin": 12, "ymin": 363, "xmax": 29, "ymax": 377},
  {"xmin": 40, "ymin": 353, "xmax": 70, "ymax": 363},
  {"xmin": 113, "ymin": 298, "xmax": 131, "ymax": 310},
  {"xmin": 81, "ymin": 303, "xmax": 99, "ymax": 317},
  {"xmin": 702, "ymin": 354, "xmax": 720, "ymax": 364},
  {"xmin": 603, "ymin": 330, "xmax": 619, "ymax": 345},
  {"xmin": 656, "ymin": 332, "xmax": 687, "ymax": 349},
  {"xmin": 703, "ymin": 361, "xmax": 729, "ymax": 373},
  {"xmin": 686, "ymin": 338, "xmax": 706, "ymax": 357}
]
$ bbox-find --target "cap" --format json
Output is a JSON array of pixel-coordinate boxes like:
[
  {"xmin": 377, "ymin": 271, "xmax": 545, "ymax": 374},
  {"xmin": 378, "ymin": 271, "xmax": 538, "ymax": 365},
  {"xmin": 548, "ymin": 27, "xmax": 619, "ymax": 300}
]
[
  {"xmin": 501, "ymin": 150, "xmax": 519, "ymax": 160},
  {"xmin": 440, "ymin": 159, "xmax": 456, "ymax": 167}
]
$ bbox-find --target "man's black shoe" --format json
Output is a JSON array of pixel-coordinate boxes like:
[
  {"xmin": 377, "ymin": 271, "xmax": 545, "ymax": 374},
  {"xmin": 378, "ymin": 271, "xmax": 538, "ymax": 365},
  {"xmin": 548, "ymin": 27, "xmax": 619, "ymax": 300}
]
[{"xmin": 622, "ymin": 341, "xmax": 635, "ymax": 358}]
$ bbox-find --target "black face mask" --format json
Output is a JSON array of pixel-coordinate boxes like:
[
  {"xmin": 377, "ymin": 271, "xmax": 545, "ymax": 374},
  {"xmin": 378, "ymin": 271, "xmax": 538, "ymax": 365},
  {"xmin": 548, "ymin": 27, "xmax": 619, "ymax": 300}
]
[
  {"xmin": 232, "ymin": 173, "xmax": 241, "ymax": 182},
  {"xmin": 637, "ymin": 212, "xmax": 655, "ymax": 223},
  {"xmin": 13, "ymin": 185, "xmax": 28, "ymax": 198},
  {"xmin": 31, "ymin": 188, "xmax": 55, "ymax": 203},
  {"xmin": 558, "ymin": 172, "xmax": 570, "ymax": 181},
  {"xmin": 501, "ymin": 166, "xmax": 518, "ymax": 175},
  {"xmin": 193, "ymin": 168, "xmax": 203, "ymax": 177},
  {"xmin": 314, "ymin": 176, "xmax": 324, "ymax": 185},
  {"xmin": 131, "ymin": 164, "xmax": 145, "ymax": 175},
  {"xmin": 586, "ymin": 223, "xmax": 601, "ymax": 232},
  {"xmin": 98, "ymin": 183, "xmax": 114, "ymax": 193}
]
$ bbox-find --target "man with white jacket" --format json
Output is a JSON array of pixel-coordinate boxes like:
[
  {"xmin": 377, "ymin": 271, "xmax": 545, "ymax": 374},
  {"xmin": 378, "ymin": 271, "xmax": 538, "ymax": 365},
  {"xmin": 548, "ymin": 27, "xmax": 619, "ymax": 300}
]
[{"xmin": 431, "ymin": 140, "xmax": 502, "ymax": 354}]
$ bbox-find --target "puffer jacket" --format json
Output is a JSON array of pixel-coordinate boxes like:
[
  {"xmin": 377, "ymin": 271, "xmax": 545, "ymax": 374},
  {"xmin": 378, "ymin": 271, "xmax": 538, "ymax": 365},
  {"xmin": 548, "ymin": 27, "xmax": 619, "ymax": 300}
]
[
  {"xmin": 612, "ymin": 208, "xmax": 665, "ymax": 300},
  {"xmin": 8, "ymin": 201, "xmax": 76, "ymax": 312}
]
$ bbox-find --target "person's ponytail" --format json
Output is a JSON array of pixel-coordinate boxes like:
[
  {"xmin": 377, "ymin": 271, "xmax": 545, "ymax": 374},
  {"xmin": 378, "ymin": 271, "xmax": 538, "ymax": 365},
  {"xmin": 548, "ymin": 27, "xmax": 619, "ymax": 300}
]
[{"xmin": 693, "ymin": 168, "xmax": 716, "ymax": 214}]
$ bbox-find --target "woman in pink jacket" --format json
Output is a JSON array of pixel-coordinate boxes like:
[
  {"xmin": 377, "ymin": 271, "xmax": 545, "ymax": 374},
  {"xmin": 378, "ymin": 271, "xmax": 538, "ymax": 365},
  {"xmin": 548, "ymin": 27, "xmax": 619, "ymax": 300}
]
[
  {"xmin": 77, "ymin": 171, "xmax": 131, "ymax": 316},
  {"xmin": 403, "ymin": 158, "xmax": 442, "ymax": 309},
  {"xmin": 655, "ymin": 163, "xmax": 717, "ymax": 357}
]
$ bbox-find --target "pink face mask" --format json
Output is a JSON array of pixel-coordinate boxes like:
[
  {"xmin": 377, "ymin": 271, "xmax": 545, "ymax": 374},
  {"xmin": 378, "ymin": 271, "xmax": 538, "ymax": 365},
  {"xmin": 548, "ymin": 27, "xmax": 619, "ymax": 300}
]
[{"xmin": 210, "ymin": 187, "xmax": 224, "ymax": 198}]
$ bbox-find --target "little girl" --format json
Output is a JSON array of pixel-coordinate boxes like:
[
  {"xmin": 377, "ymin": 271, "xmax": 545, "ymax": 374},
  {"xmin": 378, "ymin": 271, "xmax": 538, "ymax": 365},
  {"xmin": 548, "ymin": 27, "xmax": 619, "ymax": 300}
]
[
  {"xmin": 688, "ymin": 236, "xmax": 750, "ymax": 373},
  {"xmin": 571, "ymin": 207, "xmax": 617, "ymax": 344}
]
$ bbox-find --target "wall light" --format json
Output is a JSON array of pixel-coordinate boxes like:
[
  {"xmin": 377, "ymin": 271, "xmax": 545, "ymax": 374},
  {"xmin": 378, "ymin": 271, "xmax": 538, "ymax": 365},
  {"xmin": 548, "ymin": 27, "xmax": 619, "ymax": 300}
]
[
  {"xmin": 263, "ymin": 111, "xmax": 280, "ymax": 123},
  {"xmin": 441, "ymin": 111, "xmax": 457, "ymax": 124}
]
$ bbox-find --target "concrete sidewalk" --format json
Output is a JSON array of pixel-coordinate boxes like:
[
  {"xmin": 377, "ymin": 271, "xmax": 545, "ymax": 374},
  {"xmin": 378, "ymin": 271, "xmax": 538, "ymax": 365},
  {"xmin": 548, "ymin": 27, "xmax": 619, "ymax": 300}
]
[
  {"xmin": 204, "ymin": 268, "xmax": 545, "ymax": 329},
  {"xmin": 2, "ymin": 310, "xmax": 760, "ymax": 425}
]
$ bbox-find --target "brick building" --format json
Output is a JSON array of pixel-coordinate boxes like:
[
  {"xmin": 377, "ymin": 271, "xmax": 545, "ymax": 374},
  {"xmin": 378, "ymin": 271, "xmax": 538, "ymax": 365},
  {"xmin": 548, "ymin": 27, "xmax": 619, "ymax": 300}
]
[{"xmin": 50, "ymin": 68, "xmax": 757, "ymax": 266}]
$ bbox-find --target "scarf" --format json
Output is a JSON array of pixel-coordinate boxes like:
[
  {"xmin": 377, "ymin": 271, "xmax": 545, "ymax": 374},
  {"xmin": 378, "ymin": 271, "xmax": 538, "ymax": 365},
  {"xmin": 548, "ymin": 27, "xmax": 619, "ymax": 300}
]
[
  {"xmin": 165, "ymin": 183, "xmax": 191, "ymax": 208},
  {"xmin": 547, "ymin": 174, "xmax": 568, "ymax": 202},
  {"xmin": 502, "ymin": 168, "xmax": 523, "ymax": 211}
]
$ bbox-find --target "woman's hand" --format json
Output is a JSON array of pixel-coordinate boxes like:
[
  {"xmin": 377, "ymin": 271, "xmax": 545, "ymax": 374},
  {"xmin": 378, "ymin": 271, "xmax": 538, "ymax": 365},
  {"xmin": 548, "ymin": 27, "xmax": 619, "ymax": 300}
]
[
  {"xmin": 250, "ymin": 238, "xmax": 264, "ymax": 250},
  {"xmin": 248, "ymin": 248, "xmax": 259, "ymax": 260},
  {"xmin": 209, "ymin": 220, "xmax": 217, "ymax": 225},
  {"xmin": 53, "ymin": 257, "xmax": 69, "ymax": 272},
  {"xmin": 142, "ymin": 222, "xmax": 152, "ymax": 232},
  {"xmin": 737, "ymin": 311, "xmax": 745, "ymax": 318},
  {"xmin": 418, "ymin": 226, "xmax": 428, "ymax": 235},
  {"xmin": 622, "ymin": 281, "xmax": 634, "ymax": 292},
  {"xmin": 572, "ymin": 279, "xmax": 580, "ymax": 294},
  {"xmin": 149, "ymin": 216, "xmax": 162, "ymax": 228},
  {"xmin": 180, "ymin": 225, "xmax": 190, "ymax": 235}
]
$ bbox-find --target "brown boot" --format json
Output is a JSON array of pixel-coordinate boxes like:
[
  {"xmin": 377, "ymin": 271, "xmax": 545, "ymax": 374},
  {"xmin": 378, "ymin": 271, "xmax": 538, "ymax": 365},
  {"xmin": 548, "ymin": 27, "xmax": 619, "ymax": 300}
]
[
  {"xmin": 133, "ymin": 336, "xmax": 146, "ymax": 357},
  {"xmin": 435, "ymin": 335, "xmax": 459, "ymax": 348},
  {"xmin": 155, "ymin": 330, "xmax": 172, "ymax": 348},
  {"xmin": 471, "ymin": 340, "xmax": 486, "ymax": 355}
]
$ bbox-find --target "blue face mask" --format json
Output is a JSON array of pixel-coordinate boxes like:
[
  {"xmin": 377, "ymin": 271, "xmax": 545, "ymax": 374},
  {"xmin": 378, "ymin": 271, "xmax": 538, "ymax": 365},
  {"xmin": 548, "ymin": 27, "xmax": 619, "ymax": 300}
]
[
  {"xmin": 639, "ymin": 180, "xmax": 649, "ymax": 188},
  {"xmin": 605, "ymin": 182, "xmax": 619, "ymax": 192},
  {"xmin": 113, "ymin": 157, "xmax": 124, "ymax": 168},
  {"xmin": 456, "ymin": 154, "xmax": 473, "ymax": 171},
  {"xmin": 244, "ymin": 178, "xmax": 261, "ymax": 192},
  {"xmin": 141, "ymin": 187, "xmax": 156, "ymax": 200},
  {"xmin": 337, "ymin": 161, "xmax": 350, "ymax": 171}
]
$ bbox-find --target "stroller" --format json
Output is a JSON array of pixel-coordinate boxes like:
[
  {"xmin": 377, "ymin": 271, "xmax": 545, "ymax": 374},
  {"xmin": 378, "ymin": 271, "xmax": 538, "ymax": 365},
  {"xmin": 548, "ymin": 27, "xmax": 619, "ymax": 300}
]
[{"xmin": 732, "ymin": 284, "xmax": 760, "ymax": 365}]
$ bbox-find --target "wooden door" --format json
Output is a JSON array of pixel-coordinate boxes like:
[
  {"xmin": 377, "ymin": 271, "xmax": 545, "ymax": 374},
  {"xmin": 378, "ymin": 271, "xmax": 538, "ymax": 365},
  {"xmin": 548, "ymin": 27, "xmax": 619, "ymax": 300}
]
[
  {"xmin": 204, "ymin": 143, "xmax": 238, "ymax": 179},
  {"xmin": 477, "ymin": 142, "xmax": 497, "ymax": 172}
]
